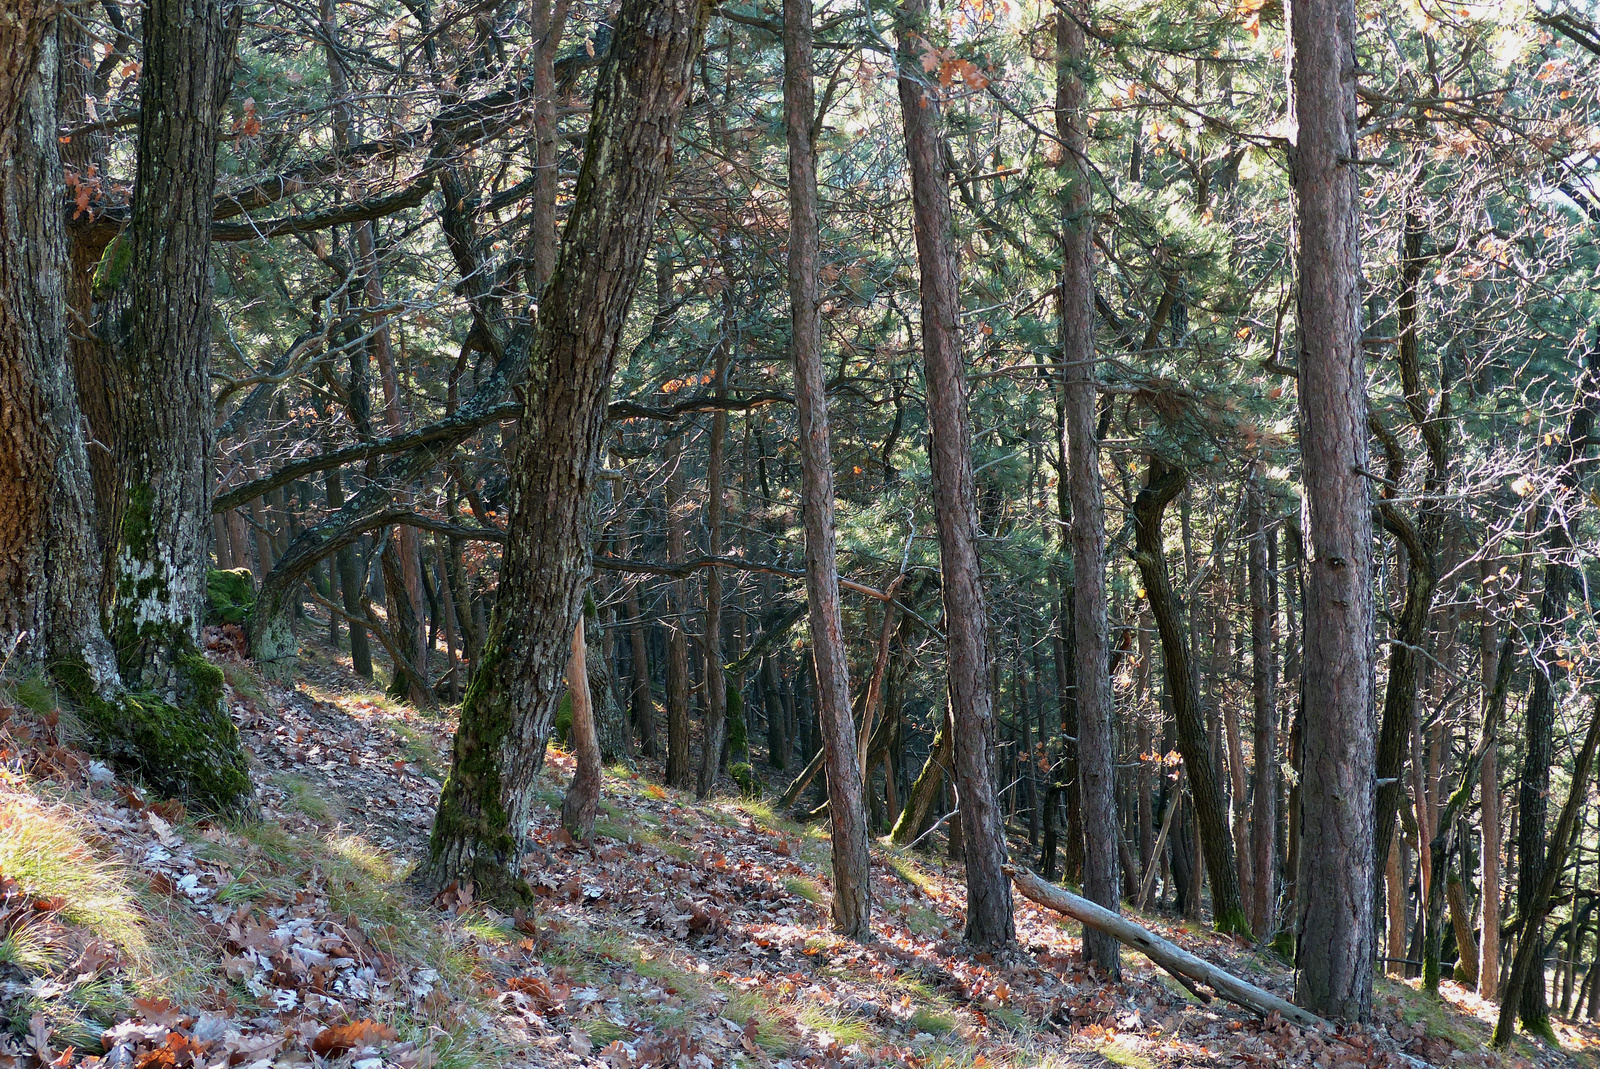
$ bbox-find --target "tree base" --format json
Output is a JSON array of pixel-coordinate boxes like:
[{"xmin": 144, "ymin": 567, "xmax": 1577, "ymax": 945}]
[{"xmin": 58, "ymin": 651, "xmax": 252, "ymax": 812}]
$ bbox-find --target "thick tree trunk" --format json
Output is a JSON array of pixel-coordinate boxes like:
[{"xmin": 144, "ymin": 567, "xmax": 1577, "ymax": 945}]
[
  {"xmin": 1130, "ymin": 460, "xmax": 1250, "ymax": 935},
  {"xmin": 0, "ymin": 16, "xmax": 120, "ymax": 694},
  {"xmin": 561, "ymin": 618, "xmax": 602, "ymax": 841},
  {"xmin": 1056, "ymin": 0, "xmax": 1118, "ymax": 977},
  {"xmin": 418, "ymin": 0, "xmax": 712, "ymax": 901},
  {"xmin": 777, "ymin": 6, "xmax": 874, "ymax": 916},
  {"xmin": 1288, "ymin": 0, "xmax": 1376, "ymax": 1011},
  {"xmin": 69, "ymin": 0, "xmax": 254, "ymax": 812},
  {"xmin": 1248, "ymin": 469, "xmax": 1278, "ymax": 937},
  {"xmin": 895, "ymin": 0, "xmax": 1013, "ymax": 948}
]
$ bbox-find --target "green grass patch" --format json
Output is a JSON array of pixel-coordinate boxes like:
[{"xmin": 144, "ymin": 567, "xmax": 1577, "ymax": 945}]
[
  {"xmin": 724, "ymin": 989, "xmax": 796, "ymax": 1053},
  {"xmin": 796, "ymin": 1004, "xmax": 875, "ymax": 1048},
  {"xmin": 785, "ymin": 877, "xmax": 824, "ymax": 905}
]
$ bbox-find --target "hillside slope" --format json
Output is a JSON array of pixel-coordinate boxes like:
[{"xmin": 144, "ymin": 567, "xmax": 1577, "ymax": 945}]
[{"xmin": 0, "ymin": 645, "xmax": 1589, "ymax": 1069}]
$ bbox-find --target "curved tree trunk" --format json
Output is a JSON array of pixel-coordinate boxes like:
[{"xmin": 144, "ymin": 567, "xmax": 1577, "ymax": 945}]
[
  {"xmin": 417, "ymin": 0, "xmax": 712, "ymax": 902},
  {"xmin": 894, "ymin": 0, "xmax": 1013, "ymax": 948},
  {"xmin": 1130, "ymin": 459, "xmax": 1250, "ymax": 935},
  {"xmin": 782, "ymin": 0, "xmax": 871, "ymax": 938}
]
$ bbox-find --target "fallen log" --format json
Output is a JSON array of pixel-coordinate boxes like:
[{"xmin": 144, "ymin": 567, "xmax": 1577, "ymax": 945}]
[{"xmin": 1007, "ymin": 867, "xmax": 1329, "ymax": 1031}]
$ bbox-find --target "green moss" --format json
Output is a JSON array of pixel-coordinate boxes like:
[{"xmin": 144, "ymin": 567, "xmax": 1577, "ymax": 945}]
[
  {"xmin": 417, "ymin": 639, "xmax": 533, "ymax": 908},
  {"xmin": 730, "ymin": 762, "xmax": 759, "ymax": 798},
  {"xmin": 554, "ymin": 692, "xmax": 573, "ymax": 747},
  {"xmin": 91, "ymin": 234, "xmax": 132, "ymax": 301},
  {"xmin": 206, "ymin": 568, "xmax": 257, "ymax": 625},
  {"xmin": 54, "ymin": 651, "xmax": 250, "ymax": 813},
  {"xmin": 1214, "ymin": 906, "xmax": 1253, "ymax": 940},
  {"xmin": 727, "ymin": 683, "xmax": 747, "ymax": 763}
]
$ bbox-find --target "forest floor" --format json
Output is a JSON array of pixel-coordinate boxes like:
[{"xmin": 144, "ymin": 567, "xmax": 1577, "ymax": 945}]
[{"xmin": 0, "ymin": 633, "xmax": 1594, "ymax": 1069}]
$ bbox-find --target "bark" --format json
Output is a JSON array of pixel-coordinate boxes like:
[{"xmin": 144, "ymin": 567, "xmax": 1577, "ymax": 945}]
[
  {"xmin": 1129, "ymin": 459, "xmax": 1250, "ymax": 935},
  {"xmin": 107, "ymin": 0, "xmax": 238, "ymax": 686},
  {"xmin": 561, "ymin": 618, "xmax": 602, "ymax": 841},
  {"xmin": 890, "ymin": 702, "xmax": 954, "ymax": 846},
  {"xmin": 1494, "ymin": 697, "xmax": 1600, "ymax": 1047},
  {"xmin": 1448, "ymin": 874, "xmax": 1480, "ymax": 989},
  {"xmin": 1288, "ymin": 0, "xmax": 1376, "ymax": 1011},
  {"xmin": 1248, "ymin": 469, "xmax": 1278, "ymax": 936},
  {"xmin": 325, "ymin": 472, "xmax": 372, "ymax": 677},
  {"xmin": 417, "ymin": 0, "xmax": 712, "ymax": 901},
  {"xmin": 1515, "ymin": 356, "xmax": 1598, "ymax": 1031},
  {"xmin": 695, "ymin": 341, "xmax": 729, "ymax": 800},
  {"xmin": 1056, "ymin": 0, "xmax": 1118, "ymax": 977},
  {"xmin": 0, "ymin": 16, "xmax": 119, "ymax": 692},
  {"xmin": 895, "ymin": 0, "xmax": 1013, "ymax": 947},
  {"xmin": 1480, "ymin": 567, "xmax": 1502, "ymax": 997},
  {"xmin": 664, "ymin": 432, "xmax": 694, "ymax": 787}
]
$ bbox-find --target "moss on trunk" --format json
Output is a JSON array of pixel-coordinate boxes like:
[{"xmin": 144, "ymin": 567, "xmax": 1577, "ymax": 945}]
[{"xmin": 56, "ymin": 649, "xmax": 250, "ymax": 812}]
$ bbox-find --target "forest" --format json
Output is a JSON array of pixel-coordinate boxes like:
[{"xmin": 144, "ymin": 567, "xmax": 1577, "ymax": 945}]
[{"xmin": 3, "ymin": 0, "xmax": 1600, "ymax": 1060}]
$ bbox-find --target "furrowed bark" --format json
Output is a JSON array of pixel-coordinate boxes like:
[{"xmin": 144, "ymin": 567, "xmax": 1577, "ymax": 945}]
[
  {"xmin": 1288, "ymin": 0, "xmax": 1377, "ymax": 1009},
  {"xmin": 1057, "ymin": 0, "xmax": 1119, "ymax": 977},
  {"xmin": 416, "ymin": 0, "xmax": 713, "ymax": 902},
  {"xmin": 895, "ymin": 0, "xmax": 1014, "ymax": 949}
]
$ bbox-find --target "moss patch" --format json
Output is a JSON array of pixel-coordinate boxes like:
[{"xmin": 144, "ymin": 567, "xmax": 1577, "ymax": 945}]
[
  {"xmin": 206, "ymin": 568, "xmax": 256, "ymax": 625},
  {"xmin": 56, "ymin": 652, "xmax": 251, "ymax": 813}
]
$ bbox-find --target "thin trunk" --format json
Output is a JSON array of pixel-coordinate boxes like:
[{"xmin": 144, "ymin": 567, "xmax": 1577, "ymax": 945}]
[
  {"xmin": 895, "ymin": 0, "xmax": 1013, "ymax": 946},
  {"xmin": 1249, "ymin": 469, "xmax": 1278, "ymax": 936},
  {"xmin": 1057, "ymin": 0, "xmax": 1117, "ymax": 974},
  {"xmin": 695, "ymin": 341, "xmax": 729, "ymax": 799},
  {"xmin": 561, "ymin": 618, "xmax": 602, "ymax": 840},
  {"xmin": 1480, "ymin": 562, "xmax": 1502, "ymax": 997},
  {"xmin": 665, "ymin": 433, "xmax": 694, "ymax": 787}
]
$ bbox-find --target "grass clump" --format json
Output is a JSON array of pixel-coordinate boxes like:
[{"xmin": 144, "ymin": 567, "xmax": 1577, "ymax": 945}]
[{"xmin": 785, "ymin": 877, "xmax": 824, "ymax": 905}]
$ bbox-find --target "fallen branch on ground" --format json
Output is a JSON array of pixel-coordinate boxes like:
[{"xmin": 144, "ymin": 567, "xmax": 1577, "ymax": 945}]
[{"xmin": 1006, "ymin": 866, "xmax": 1329, "ymax": 1031}]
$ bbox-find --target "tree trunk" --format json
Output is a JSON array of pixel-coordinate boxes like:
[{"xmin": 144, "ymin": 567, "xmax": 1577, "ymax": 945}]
[
  {"xmin": 1248, "ymin": 468, "xmax": 1278, "ymax": 936},
  {"xmin": 625, "ymin": 569, "xmax": 657, "ymax": 757},
  {"xmin": 418, "ymin": 0, "xmax": 712, "ymax": 901},
  {"xmin": 664, "ymin": 432, "xmax": 694, "ymax": 787},
  {"xmin": 1057, "ymin": 0, "xmax": 1118, "ymax": 976},
  {"xmin": 1130, "ymin": 459, "xmax": 1250, "ymax": 935},
  {"xmin": 695, "ymin": 342, "xmax": 729, "ymax": 799},
  {"xmin": 1288, "ymin": 0, "xmax": 1376, "ymax": 1009},
  {"xmin": 1480, "ymin": 565, "xmax": 1502, "ymax": 997},
  {"xmin": 776, "ymin": 17, "xmax": 874, "ymax": 911},
  {"xmin": 1495, "ymin": 697, "xmax": 1600, "ymax": 1046},
  {"xmin": 890, "ymin": 703, "xmax": 953, "ymax": 847},
  {"xmin": 0, "ymin": 13, "xmax": 120, "ymax": 693},
  {"xmin": 1516, "ymin": 355, "xmax": 1598, "ymax": 1033},
  {"xmin": 326, "ymin": 471, "xmax": 373, "ymax": 677},
  {"xmin": 79, "ymin": 0, "xmax": 252, "ymax": 811},
  {"xmin": 894, "ymin": 0, "xmax": 1012, "ymax": 948},
  {"xmin": 561, "ymin": 618, "xmax": 602, "ymax": 840}
]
